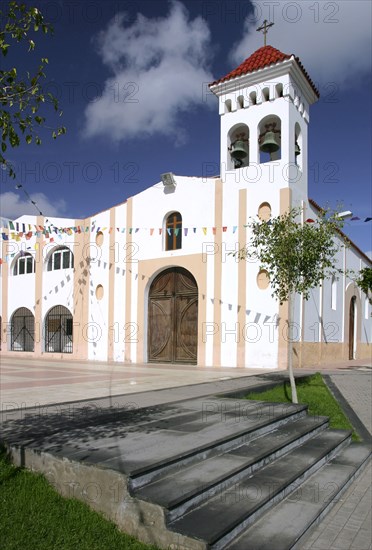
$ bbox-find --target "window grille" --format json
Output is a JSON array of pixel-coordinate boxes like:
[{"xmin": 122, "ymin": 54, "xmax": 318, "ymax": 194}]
[
  {"xmin": 45, "ymin": 305, "xmax": 73, "ymax": 353},
  {"xmin": 10, "ymin": 307, "xmax": 35, "ymax": 351}
]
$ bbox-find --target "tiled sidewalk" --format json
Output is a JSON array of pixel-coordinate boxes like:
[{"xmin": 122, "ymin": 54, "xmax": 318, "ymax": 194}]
[
  {"xmin": 0, "ymin": 356, "xmax": 275, "ymax": 409},
  {"xmin": 302, "ymin": 370, "xmax": 372, "ymax": 550}
]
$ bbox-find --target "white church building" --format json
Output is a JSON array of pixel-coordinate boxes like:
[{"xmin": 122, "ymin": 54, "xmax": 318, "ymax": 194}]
[{"xmin": 1, "ymin": 45, "xmax": 371, "ymax": 369}]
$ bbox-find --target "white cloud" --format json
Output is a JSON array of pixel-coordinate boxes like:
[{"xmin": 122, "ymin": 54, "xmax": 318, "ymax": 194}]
[
  {"xmin": 83, "ymin": 2, "xmax": 214, "ymax": 143},
  {"xmin": 230, "ymin": 1, "xmax": 371, "ymax": 87},
  {"xmin": 0, "ymin": 191, "xmax": 66, "ymax": 219}
]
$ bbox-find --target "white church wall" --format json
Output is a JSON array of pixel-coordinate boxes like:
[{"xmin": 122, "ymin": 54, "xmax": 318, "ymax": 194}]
[
  {"xmin": 88, "ymin": 209, "xmax": 110, "ymax": 360},
  {"xmin": 130, "ymin": 176, "xmax": 217, "ymax": 260}
]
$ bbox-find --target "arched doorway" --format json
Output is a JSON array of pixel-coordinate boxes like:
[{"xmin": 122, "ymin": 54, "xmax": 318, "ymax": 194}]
[
  {"xmin": 10, "ymin": 308, "xmax": 35, "ymax": 351},
  {"xmin": 45, "ymin": 305, "xmax": 73, "ymax": 353},
  {"xmin": 148, "ymin": 267, "xmax": 198, "ymax": 364},
  {"xmin": 349, "ymin": 296, "xmax": 356, "ymax": 360}
]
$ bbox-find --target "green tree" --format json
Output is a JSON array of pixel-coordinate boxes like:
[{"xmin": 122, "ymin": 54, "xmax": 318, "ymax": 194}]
[
  {"xmin": 0, "ymin": 1, "xmax": 66, "ymax": 178},
  {"xmin": 237, "ymin": 207, "xmax": 345, "ymax": 403},
  {"xmin": 356, "ymin": 267, "xmax": 372, "ymax": 307}
]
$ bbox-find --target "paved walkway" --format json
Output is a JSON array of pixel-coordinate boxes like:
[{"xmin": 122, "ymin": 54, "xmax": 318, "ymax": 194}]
[
  {"xmin": 302, "ymin": 369, "xmax": 372, "ymax": 550},
  {"xmin": 0, "ymin": 356, "xmax": 371, "ymax": 549},
  {"xmin": 0, "ymin": 356, "xmax": 277, "ymax": 409}
]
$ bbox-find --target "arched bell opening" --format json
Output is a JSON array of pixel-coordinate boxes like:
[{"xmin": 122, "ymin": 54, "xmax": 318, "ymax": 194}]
[
  {"xmin": 294, "ymin": 122, "xmax": 303, "ymax": 170},
  {"xmin": 227, "ymin": 123, "xmax": 249, "ymax": 170},
  {"xmin": 258, "ymin": 115, "xmax": 281, "ymax": 164}
]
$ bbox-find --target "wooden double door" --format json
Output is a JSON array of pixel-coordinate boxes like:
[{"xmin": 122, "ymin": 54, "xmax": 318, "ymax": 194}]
[{"xmin": 148, "ymin": 268, "xmax": 198, "ymax": 364}]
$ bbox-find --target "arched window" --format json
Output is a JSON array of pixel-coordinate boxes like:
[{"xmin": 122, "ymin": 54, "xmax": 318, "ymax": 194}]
[
  {"xmin": 13, "ymin": 252, "xmax": 35, "ymax": 276},
  {"xmin": 165, "ymin": 212, "xmax": 182, "ymax": 251},
  {"xmin": 45, "ymin": 305, "xmax": 73, "ymax": 353},
  {"xmin": 331, "ymin": 275, "xmax": 337, "ymax": 310},
  {"xmin": 10, "ymin": 307, "xmax": 35, "ymax": 351},
  {"xmin": 47, "ymin": 246, "xmax": 74, "ymax": 271}
]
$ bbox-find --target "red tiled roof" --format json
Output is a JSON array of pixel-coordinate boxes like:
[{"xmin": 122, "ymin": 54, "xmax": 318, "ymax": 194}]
[{"xmin": 209, "ymin": 45, "xmax": 319, "ymax": 97}]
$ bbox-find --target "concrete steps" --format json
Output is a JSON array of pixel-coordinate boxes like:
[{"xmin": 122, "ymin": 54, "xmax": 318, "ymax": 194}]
[
  {"xmin": 3, "ymin": 395, "xmax": 370, "ymax": 550},
  {"xmin": 127, "ymin": 401, "xmax": 370, "ymax": 549},
  {"xmin": 226, "ymin": 444, "xmax": 371, "ymax": 550},
  {"xmin": 134, "ymin": 416, "xmax": 329, "ymax": 520}
]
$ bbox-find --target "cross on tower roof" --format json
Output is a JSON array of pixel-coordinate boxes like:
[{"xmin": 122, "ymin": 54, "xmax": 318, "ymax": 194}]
[{"xmin": 256, "ymin": 20, "xmax": 274, "ymax": 46}]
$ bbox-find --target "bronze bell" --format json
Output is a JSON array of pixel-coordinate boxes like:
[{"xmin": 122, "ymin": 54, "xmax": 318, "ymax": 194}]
[
  {"xmin": 295, "ymin": 141, "xmax": 301, "ymax": 156},
  {"xmin": 259, "ymin": 131, "xmax": 279, "ymax": 154},
  {"xmin": 230, "ymin": 140, "xmax": 248, "ymax": 161}
]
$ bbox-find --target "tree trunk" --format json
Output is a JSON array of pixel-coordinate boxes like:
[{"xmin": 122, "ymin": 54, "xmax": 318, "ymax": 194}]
[{"xmin": 288, "ymin": 292, "xmax": 298, "ymax": 403}]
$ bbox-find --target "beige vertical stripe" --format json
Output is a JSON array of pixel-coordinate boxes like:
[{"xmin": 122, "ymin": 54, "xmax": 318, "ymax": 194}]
[
  {"xmin": 277, "ymin": 188, "xmax": 292, "ymax": 369},
  {"xmin": 107, "ymin": 209, "xmax": 116, "ymax": 361},
  {"xmin": 73, "ymin": 217, "xmax": 90, "ymax": 359},
  {"xmin": 124, "ymin": 198, "xmax": 133, "ymax": 362},
  {"xmin": 213, "ymin": 179, "xmax": 223, "ymax": 366},
  {"xmin": 237, "ymin": 189, "xmax": 247, "ymax": 367},
  {"xmin": 34, "ymin": 215, "xmax": 44, "ymax": 355}
]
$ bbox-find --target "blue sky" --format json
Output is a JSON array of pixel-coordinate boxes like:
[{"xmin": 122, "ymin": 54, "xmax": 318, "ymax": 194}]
[{"xmin": 1, "ymin": 0, "xmax": 371, "ymax": 255}]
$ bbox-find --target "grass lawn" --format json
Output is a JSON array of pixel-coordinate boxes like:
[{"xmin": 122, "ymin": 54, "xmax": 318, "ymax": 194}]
[
  {"xmin": 244, "ymin": 372, "xmax": 360, "ymax": 441},
  {"xmin": 0, "ymin": 446, "xmax": 159, "ymax": 550}
]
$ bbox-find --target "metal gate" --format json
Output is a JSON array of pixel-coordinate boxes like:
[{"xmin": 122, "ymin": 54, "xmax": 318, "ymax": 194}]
[
  {"xmin": 45, "ymin": 305, "xmax": 73, "ymax": 353},
  {"xmin": 11, "ymin": 307, "xmax": 35, "ymax": 351}
]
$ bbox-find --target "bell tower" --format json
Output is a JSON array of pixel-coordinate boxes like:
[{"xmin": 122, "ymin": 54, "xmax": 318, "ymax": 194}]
[{"xmin": 209, "ymin": 27, "xmax": 319, "ymax": 204}]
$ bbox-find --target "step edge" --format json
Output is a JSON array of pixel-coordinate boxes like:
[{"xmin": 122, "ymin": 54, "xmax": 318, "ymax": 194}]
[
  {"xmin": 149, "ymin": 419, "xmax": 330, "ymax": 519},
  {"xmin": 129, "ymin": 408, "xmax": 308, "ymax": 487},
  {"xmin": 169, "ymin": 431, "xmax": 352, "ymax": 547},
  {"xmin": 226, "ymin": 448, "xmax": 371, "ymax": 550}
]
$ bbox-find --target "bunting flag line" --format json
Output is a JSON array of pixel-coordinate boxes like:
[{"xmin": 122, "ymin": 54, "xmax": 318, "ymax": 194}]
[{"xmin": 1, "ymin": 215, "xmax": 371, "ymax": 241}]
